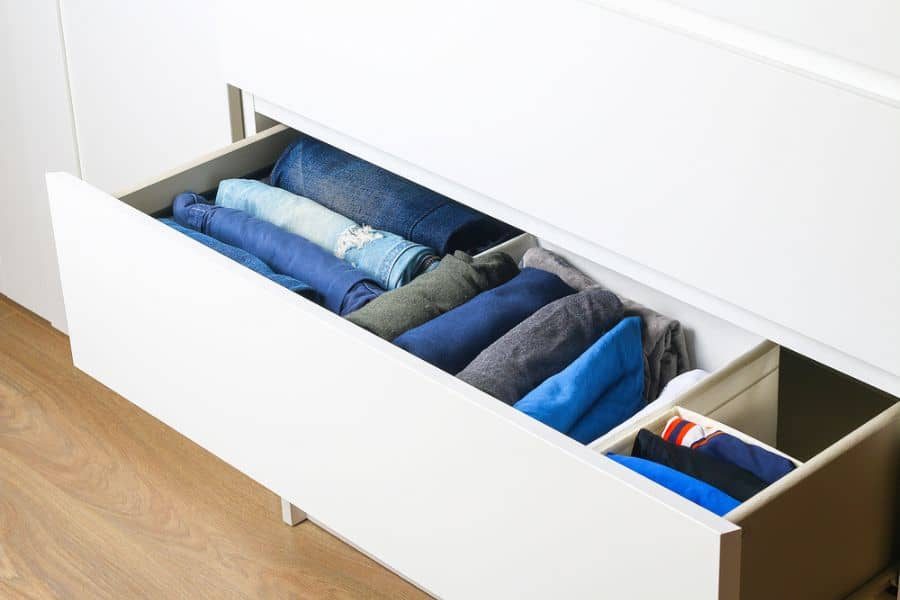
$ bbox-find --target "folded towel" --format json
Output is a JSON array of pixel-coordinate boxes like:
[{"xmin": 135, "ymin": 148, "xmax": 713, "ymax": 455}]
[
  {"xmin": 173, "ymin": 192, "xmax": 383, "ymax": 315},
  {"xmin": 514, "ymin": 316, "xmax": 644, "ymax": 444},
  {"xmin": 393, "ymin": 268, "xmax": 575, "ymax": 374},
  {"xmin": 607, "ymin": 454, "xmax": 740, "ymax": 516},
  {"xmin": 216, "ymin": 179, "xmax": 438, "ymax": 289},
  {"xmin": 661, "ymin": 416, "xmax": 795, "ymax": 484},
  {"xmin": 345, "ymin": 251, "xmax": 519, "ymax": 340},
  {"xmin": 160, "ymin": 218, "xmax": 316, "ymax": 298},
  {"xmin": 522, "ymin": 247, "xmax": 690, "ymax": 402},
  {"xmin": 270, "ymin": 136, "xmax": 519, "ymax": 254},
  {"xmin": 631, "ymin": 429, "xmax": 768, "ymax": 502},
  {"xmin": 457, "ymin": 287, "xmax": 624, "ymax": 404}
]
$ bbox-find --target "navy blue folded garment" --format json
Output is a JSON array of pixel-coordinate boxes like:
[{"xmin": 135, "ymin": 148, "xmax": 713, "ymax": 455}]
[
  {"xmin": 159, "ymin": 218, "xmax": 317, "ymax": 298},
  {"xmin": 392, "ymin": 268, "xmax": 575, "ymax": 374},
  {"xmin": 607, "ymin": 454, "xmax": 740, "ymax": 516},
  {"xmin": 661, "ymin": 416, "xmax": 795, "ymax": 484},
  {"xmin": 631, "ymin": 429, "xmax": 768, "ymax": 502},
  {"xmin": 269, "ymin": 136, "xmax": 519, "ymax": 254},
  {"xmin": 172, "ymin": 192, "xmax": 384, "ymax": 315}
]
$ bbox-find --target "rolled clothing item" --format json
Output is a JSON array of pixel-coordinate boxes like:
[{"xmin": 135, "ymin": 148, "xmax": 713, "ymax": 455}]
[
  {"xmin": 457, "ymin": 288, "xmax": 624, "ymax": 404},
  {"xmin": 661, "ymin": 416, "xmax": 795, "ymax": 484},
  {"xmin": 269, "ymin": 136, "xmax": 519, "ymax": 254},
  {"xmin": 393, "ymin": 268, "xmax": 576, "ymax": 374},
  {"xmin": 345, "ymin": 251, "xmax": 519, "ymax": 340},
  {"xmin": 514, "ymin": 316, "xmax": 644, "ymax": 444},
  {"xmin": 160, "ymin": 218, "xmax": 317, "ymax": 298},
  {"xmin": 599, "ymin": 370, "xmax": 710, "ymax": 444},
  {"xmin": 216, "ymin": 179, "xmax": 439, "ymax": 290},
  {"xmin": 631, "ymin": 429, "xmax": 768, "ymax": 502},
  {"xmin": 607, "ymin": 454, "xmax": 740, "ymax": 516},
  {"xmin": 173, "ymin": 192, "xmax": 383, "ymax": 315},
  {"xmin": 522, "ymin": 247, "xmax": 690, "ymax": 402}
]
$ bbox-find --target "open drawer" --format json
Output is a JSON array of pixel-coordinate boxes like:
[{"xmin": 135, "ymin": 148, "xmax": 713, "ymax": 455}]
[{"xmin": 47, "ymin": 125, "xmax": 898, "ymax": 599}]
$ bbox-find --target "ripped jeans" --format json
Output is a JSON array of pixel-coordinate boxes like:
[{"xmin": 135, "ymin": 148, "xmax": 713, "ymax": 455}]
[{"xmin": 216, "ymin": 178, "xmax": 438, "ymax": 289}]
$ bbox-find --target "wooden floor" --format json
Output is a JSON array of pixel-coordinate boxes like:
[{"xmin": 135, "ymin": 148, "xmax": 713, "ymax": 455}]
[{"xmin": 0, "ymin": 294, "xmax": 429, "ymax": 599}]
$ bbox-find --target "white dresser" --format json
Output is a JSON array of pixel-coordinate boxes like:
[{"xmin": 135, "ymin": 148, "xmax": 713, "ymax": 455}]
[{"xmin": 46, "ymin": 1, "xmax": 899, "ymax": 598}]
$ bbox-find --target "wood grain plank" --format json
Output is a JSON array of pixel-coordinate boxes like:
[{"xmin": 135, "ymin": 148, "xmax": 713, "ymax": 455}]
[{"xmin": 0, "ymin": 307, "xmax": 429, "ymax": 599}]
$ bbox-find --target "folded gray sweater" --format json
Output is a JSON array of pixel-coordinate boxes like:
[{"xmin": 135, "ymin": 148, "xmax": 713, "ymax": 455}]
[
  {"xmin": 457, "ymin": 287, "xmax": 624, "ymax": 404},
  {"xmin": 346, "ymin": 251, "xmax": 519, "ymax": 340},
  {"xmin": 522, "ymin": 247, "xmax": 690, "ymax": 401}
]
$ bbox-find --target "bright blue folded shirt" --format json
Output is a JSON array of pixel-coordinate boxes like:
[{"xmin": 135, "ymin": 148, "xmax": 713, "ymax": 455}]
[
  {"xmin": 607, "ymin": 454, "xmax": 740, "ymax": 516},
  {"xmin": 514, "ymin": 316, "xmax": 645, "ymax": 444},
  {"xmin": 159, "ymin": 217, "xmax": 317, "ymax": 298},
  {"xmin": 393, "ymin": 268, "xmax": 575, "ymax": 374},
  {"xmin": 172, "ymin": 192, "xmax": 384, "ymax": 315},
  {"xmin": 269, "ymin": 136, "xmax": 518, "ymax": 254}
]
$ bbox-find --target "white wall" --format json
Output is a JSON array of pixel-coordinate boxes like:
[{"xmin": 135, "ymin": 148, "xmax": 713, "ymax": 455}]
[
  {"xmin": 59, "ymin": 0, "xmax": 233, "ymax": 195},
  {"xmin": 0, "ymin": 0, "xmax": 80, "ymax": 329},
  {"xmin": 0, "ymin": 1, "xmax": 233, "ymax": 330}
]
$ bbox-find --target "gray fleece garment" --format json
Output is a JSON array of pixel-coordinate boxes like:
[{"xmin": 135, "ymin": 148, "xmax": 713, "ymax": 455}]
[
  {"xmin": 457, "ymin": 287, "xmax": 624, "ymax": 404},
  {"xmin": 346, "ymin": 251, "xmax": 519, "ymax": 340},
  {"xmin": 522, "ymin": 247, "xmax": 690, "ymax": 401}
]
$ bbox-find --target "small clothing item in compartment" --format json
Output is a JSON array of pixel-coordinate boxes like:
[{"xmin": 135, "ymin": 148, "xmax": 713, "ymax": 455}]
[
  {"xmin": 345, "ymin": 251, "xmax": 519, "ymax": 340},
  {"xmin": 607, "ymin": 454, "xmax": 740, "ymax": 516},
  {"xmin": 393, "ymin": 268, "xmax": 576, "ymax": 374},
  {"xmin": 159, "ymin": 218, "xmax": 317, "ymax": 298},
  {"xmin": 662, "ymin": 416, "xmax": 795, "ymax": 484},
  {"xmin": 631, "ymin": 429, "xmax": 768, "ymax": 502},
  {"xmin": 522, "ymin": 247, "xmax": 690, "ymax": 402},
  {"xmin": 269, "ymin": 136, "xmax": 519, "ymax": 254},
  {"xmin": 514, "ymin": 316, "xmax": 644, "ymax": 444},
  {"xmin": 173, "ymin": 192, "xmax": 383, "ymax": 315},
  {"xmin": 216, "ymin": 179, "xmax": 438, "ymax": 290},
  {"xmin": 457, "ymin": 287, "xmax": 624, "ymax": 404}
]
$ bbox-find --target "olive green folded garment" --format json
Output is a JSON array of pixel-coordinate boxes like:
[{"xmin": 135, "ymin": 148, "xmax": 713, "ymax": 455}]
[{"xmin": 345, "ymin": 251, "xmax": 519, "ymax": 340}]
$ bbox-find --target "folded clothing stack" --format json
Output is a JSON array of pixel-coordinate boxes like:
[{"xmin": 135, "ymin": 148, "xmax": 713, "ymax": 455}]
[{"xmin": 609, "ymin": 416, "xmax": 796, "ymax": 515}]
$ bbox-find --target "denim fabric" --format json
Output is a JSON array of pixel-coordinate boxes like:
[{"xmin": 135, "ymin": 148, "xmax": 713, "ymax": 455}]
[
  {"xmin": 514, "ymin": 316, "xmax": 644, "ymax": 444},
  {"xmin": 631, "ymin": 429, "xmax": 768, "ymax": 502},
  {"xmin": 522, "ymin": 247, "xmax": 690, "ymax": 402},
  {"xmin": 661, "ymin": 421, "xmax": 795, "ymax": 484},
  {"xmin": 346, "ymin": 251, "xmax": 519, "ymax": 340},
  {"xmin": 159, "ymin": 218, "xmax": 316, "ymax": 298},
  {"xmin": 457, "ymin": 288, "xmax": 624, "ymax": 404},
  {"xmin": 393, "ymin": 268, "xmax": 575, "ymax": 374},
  {"xmin": 269, "ymin": 136, "xmax": 519, "ymax": 254},
  {"xmin": 173, "ymin": 192, "xmax": 383, "ymax": 315},
  {"xmin": 216, "ymin": 179, "xmax": 438, "ymax": 289},
  {"xmin": 607, "ymin": 454, "xmax": 740, "ymax": 516}
]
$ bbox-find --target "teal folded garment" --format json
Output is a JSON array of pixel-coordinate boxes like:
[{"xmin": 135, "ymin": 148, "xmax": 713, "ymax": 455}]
[
  {"xmin": 514, "ymin": 316, "xmax": 644, "ymax": 444},
  {"xmin": 607, "ymin": 454, "xmax": 740, "ymax": 516},
  {"xmin": 216, "ymin": 179, "xmax": 439, "ymax": 289}
]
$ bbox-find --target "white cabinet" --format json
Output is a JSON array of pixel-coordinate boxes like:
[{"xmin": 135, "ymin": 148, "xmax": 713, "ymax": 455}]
[
  {"xmin": 0, "ymin": 0, "xmax": 79, "ymax": 328},
  {"xmin": 0, "ymin": 1, "xmax": 233, "ymax": 329}
]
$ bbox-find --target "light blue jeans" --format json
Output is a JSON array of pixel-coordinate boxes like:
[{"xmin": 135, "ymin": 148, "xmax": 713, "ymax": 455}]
[{"xmin": 216, "ymin": 179, "xmax": 438, "ymax": 289}]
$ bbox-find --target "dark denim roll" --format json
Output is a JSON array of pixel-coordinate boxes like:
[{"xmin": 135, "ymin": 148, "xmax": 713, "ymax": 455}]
[
  {"xmin": 631, "ymin": 429, "xmax": 768, "ymax": 502},
  {"xmin": 393, "ymin": 268, "xmax": 575, "ymax": 374},
  {"xmin": 159, "ymin": 218, "xmax": 316, "ymax": 298},
  {"xmin": 173, "ymin": 192, "xmax": 383, "ymax": 315},
  {"xmin": 270, "ymin": 136, "xmax": 519, "ymax": 254}
]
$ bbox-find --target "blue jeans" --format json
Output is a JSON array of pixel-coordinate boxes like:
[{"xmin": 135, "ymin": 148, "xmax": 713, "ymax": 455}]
[
  {"xmin": 173, "ymin": 192, "xmax": 383, "ymax": 315},
  {"xmin": 159, "ymin": 218, "xmax": 316, "ymax": 298},
  {"xmin": 216, "ymin": 179, "xmax": 438, "ymax": 289},
  {"xmin": 270, "ymin": 136, "xmax": 519, "ymax": 254}
]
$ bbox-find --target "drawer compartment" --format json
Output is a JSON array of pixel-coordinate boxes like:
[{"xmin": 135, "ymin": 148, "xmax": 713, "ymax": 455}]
[
  {"xmin": 47, "ymin": 124, "xmax": 897, "ymax": 599},
  {"xmin": 595, "ymin": 350, "xmax": 900, "ymax": 600}
]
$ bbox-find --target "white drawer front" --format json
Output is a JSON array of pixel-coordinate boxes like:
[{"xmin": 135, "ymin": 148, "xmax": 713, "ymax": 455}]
[
  {"xmin": 218, "ymin": 0, "xmax": 900, "ymax": 397},
  {"xmin": 47, "ymin": 129, "xmax": 741, "ymax": 599}
]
